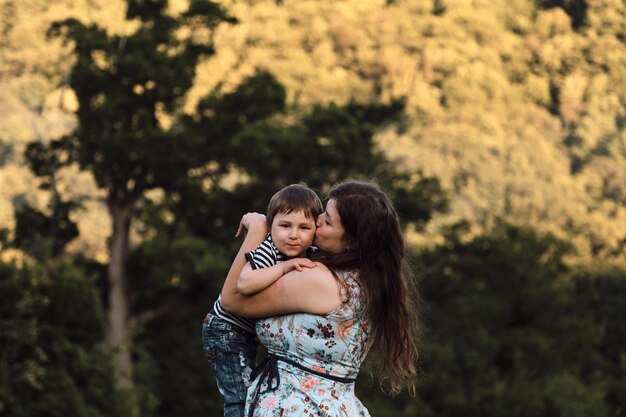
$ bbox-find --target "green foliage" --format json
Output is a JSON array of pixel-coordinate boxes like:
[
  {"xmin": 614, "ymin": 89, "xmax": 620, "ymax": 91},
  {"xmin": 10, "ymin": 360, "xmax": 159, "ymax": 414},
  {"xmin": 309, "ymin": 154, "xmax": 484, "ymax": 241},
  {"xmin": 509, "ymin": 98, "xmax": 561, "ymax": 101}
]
[
  {"xmin": 43, "ymin": 0, "xmax": 235, "ymax": 204},
  {"xmin": 181, "ymin": 69, "xmax": 287, "ymax": 171},
  {"xmin": 0, "ymin": 260, "xmax": 130, "ymax": 417},
  {"xmin": 413, "ymin": 222, "xmax": 612, "ymax": 417},
  {"xmin": 128, "ymin": 221, "xmax": 230, "ymax": 313},
  {"xmin": 574, "ymin": 267, "xmax": 626, "ymax": 414},
  {"xmin": 12, "ymin": 199, "xmax": 78, "ymax": 259},
  {"xmin": 134, "ymin": 308, "xmax": 224, "ymax": 417}
]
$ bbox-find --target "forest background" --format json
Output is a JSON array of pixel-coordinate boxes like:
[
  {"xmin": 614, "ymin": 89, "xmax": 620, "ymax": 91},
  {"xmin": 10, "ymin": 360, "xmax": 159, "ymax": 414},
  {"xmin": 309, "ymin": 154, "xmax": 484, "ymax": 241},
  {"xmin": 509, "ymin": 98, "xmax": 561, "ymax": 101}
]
[{"xmin": 1, "ymin": 0, "xmax": 625, "ymax": 416}]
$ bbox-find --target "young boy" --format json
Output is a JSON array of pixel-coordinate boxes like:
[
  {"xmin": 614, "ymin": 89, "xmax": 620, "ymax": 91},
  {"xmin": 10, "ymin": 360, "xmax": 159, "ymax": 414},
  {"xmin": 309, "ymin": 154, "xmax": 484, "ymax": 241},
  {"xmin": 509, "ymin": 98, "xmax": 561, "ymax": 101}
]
[{"xmin": 202, "ymin": 184, "xmax": 323, "ymax": 417}]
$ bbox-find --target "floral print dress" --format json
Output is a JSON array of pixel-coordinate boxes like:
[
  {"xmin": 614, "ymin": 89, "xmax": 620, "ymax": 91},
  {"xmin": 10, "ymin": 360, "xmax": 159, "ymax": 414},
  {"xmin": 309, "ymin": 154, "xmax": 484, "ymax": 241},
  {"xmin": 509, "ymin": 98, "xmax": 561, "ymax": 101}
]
[{"xmin": 245, "ymin": 271, "xmax": 371, "ymax": 417}]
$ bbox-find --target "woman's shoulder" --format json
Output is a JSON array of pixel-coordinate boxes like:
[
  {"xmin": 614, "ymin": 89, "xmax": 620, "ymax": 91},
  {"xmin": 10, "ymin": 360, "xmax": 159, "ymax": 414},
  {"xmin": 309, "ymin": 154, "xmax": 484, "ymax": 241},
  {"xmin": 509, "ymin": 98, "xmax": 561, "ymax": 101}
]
[
  {"xmin": 310, "ymin": 265, "xmax": 361, "ymax": 285},
  {"xmin": 286, "ymin": 264, "xmax": 339, "ymax": 291},
  {"xmin": 300, "ymin": 264, "xmax": 340, "ymax": 293}
]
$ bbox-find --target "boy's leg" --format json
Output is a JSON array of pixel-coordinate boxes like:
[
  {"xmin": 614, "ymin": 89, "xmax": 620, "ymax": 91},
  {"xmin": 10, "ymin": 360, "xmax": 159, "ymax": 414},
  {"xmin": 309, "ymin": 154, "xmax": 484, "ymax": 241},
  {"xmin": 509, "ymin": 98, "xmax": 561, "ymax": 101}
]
[{"xmin": 202, "ymin": 313, "xmax": 257, "ymax": 417}]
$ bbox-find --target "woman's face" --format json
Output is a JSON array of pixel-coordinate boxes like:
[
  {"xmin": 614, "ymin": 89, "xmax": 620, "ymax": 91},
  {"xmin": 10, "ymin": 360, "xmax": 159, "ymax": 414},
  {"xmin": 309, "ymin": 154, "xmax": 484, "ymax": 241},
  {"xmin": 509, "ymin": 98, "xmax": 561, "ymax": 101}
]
[{"xmin": 314, "ymin": 198, "xmax": 348, "ymax": 253}]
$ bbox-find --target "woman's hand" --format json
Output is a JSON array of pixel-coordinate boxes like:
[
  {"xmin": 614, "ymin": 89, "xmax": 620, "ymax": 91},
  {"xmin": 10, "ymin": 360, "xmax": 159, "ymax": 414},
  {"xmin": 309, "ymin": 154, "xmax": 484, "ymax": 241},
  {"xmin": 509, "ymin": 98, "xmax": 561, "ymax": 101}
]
[
  {"xmin": 235, "ymin": 212, "xmax": 267, "ymax": 237},
  {"xmin": 281, "ymin": 258, "xmax": 316, "ymax": 274}
]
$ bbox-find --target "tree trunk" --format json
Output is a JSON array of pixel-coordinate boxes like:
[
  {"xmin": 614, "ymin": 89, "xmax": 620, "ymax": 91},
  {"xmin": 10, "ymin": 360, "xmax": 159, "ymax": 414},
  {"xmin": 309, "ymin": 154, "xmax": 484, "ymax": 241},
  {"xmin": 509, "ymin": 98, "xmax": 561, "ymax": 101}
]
[{"xmin": 106, "ymin": 202, "xmax": 134, "ymax": 392}]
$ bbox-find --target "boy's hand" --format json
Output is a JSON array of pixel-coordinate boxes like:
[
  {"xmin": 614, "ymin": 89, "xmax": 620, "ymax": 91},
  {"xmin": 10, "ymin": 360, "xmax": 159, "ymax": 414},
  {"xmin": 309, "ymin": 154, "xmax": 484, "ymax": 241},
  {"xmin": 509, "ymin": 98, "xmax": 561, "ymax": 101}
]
[
  {"xmin": 236, "ymin": 212, "xmax": 267, "ymax": 237},
  {"xmin": 282, "ymin": 258, "xmax": 316, "ymax": 274}
]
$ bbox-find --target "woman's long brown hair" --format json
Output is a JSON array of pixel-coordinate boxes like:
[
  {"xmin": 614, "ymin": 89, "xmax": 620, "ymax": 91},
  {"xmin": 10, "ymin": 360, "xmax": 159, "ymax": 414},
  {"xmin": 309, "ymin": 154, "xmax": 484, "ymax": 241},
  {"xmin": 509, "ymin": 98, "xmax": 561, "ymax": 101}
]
[{"xmin": 312, "ymin": 180, "xmax": 419, "ymax": 395}]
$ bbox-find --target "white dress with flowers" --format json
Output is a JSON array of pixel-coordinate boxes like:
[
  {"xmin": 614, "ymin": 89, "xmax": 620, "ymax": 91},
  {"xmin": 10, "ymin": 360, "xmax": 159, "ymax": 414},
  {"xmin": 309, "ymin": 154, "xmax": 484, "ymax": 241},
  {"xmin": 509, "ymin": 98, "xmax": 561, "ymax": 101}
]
[{"xmin": 245, "ymin": 271, "xmax": 371, "ymax": 417}]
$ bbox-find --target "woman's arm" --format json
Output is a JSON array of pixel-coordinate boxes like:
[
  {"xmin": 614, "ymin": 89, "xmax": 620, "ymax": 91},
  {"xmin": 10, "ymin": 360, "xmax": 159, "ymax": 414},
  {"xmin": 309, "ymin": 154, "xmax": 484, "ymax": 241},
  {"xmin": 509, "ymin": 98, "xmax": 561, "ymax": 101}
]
[
  {"xmin": 221, "ymin": 215, "xmax": 342, "ymax": 318},
  {"xmin": 223, "ymin": 265, "xmax": 342, "ymax": 318},
  {"xmin": 236, "ymin": 258, "xmax": 316, "ymax": 295},
  {"xmin": 219, "ymin": 212, "xmax": 269, "ymax": 295}
]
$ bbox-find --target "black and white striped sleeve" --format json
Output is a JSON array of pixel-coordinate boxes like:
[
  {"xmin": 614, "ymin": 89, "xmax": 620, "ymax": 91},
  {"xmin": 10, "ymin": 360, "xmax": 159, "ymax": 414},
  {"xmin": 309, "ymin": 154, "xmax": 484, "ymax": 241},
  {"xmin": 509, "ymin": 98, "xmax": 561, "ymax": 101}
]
[{"xmin": 245, "ymin": 235, "xmax": 280, "ymax": 269}]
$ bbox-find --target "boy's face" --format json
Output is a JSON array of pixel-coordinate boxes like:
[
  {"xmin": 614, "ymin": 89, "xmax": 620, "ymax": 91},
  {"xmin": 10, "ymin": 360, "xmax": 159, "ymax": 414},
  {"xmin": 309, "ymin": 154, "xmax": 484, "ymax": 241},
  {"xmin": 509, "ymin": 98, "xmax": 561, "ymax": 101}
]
[{"xmin": 270, "ymin": 210, "xmax": 316, "ymax": 258}]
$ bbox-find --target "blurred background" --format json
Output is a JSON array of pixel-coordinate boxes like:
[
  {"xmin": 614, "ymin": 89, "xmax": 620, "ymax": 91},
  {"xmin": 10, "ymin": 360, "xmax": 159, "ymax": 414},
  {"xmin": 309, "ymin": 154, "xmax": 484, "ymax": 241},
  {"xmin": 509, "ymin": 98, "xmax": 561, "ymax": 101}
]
[{"xmin": 1, "ymin": 0, "xmax": 625, "ymax": 416}]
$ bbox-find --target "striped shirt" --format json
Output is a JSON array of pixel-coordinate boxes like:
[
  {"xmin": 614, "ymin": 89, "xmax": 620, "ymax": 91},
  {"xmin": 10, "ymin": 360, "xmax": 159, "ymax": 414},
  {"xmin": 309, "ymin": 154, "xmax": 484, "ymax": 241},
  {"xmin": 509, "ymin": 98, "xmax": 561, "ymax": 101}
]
[
  {"xmin": 212, "ymin": 294, "xmax": 256, "ymax": 334},
  {"xmin": 245, "ymin": 234, "xmax": 285, "ymax": 269}
]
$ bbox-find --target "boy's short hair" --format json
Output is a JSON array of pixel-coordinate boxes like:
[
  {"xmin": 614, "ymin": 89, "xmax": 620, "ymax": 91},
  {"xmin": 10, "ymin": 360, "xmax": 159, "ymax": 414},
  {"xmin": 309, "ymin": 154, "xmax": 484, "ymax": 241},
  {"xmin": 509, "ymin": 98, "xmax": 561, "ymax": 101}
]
[{"xmin": 266, "ymin": 184, "xmax": 323, "ymax": 227}]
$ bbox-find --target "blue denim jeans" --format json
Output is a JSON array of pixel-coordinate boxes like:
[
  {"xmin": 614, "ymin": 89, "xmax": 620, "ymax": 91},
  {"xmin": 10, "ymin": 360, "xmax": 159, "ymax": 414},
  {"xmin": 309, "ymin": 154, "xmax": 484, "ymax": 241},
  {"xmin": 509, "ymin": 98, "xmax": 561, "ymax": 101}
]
[{"xmin": 202, "ymin": 312, "xmax": 258, "ymax": 417}]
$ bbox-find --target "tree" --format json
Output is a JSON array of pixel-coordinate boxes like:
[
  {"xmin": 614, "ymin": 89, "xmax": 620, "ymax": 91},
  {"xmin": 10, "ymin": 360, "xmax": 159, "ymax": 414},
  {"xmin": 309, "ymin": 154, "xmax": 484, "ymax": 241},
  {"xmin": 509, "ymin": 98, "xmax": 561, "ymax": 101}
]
[
  {"xmin": 0, "ymin": 259, "xmax": 128, "ymax": 417},
  {"xmin": 39, "ymin": 0, "xmax": 236, "ymax": 399},
  {"xmin": 413, "ymin": 221, "xmax": 607, "ymax": 417}
]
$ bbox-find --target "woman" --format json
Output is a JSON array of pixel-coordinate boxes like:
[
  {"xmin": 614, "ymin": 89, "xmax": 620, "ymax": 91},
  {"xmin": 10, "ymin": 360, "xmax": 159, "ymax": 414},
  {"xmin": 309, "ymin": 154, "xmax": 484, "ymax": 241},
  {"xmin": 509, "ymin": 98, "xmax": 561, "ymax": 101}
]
[{"xmin": 221, "ymin": 180, "xmax": 419, "ymax": 417}]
